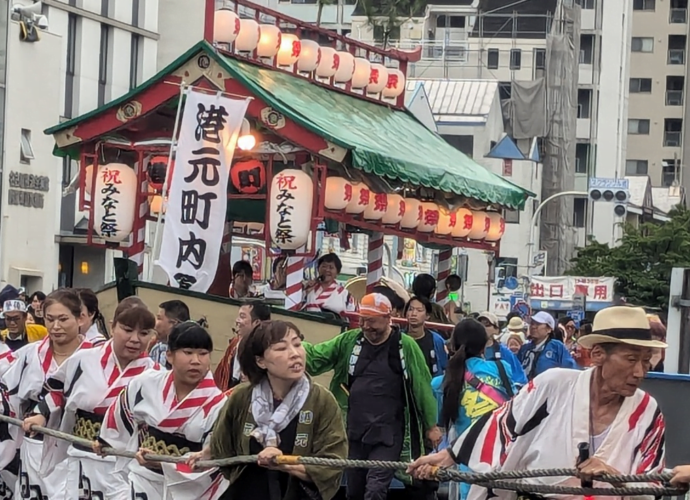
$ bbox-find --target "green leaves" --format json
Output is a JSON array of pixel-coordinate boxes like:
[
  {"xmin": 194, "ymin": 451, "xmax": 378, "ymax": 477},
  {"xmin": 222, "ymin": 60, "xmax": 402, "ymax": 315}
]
[
  {"xmin": 358, "ymin": 0, "xmax": 425, "ymax": 47},
  {"xmin": 566, "ymin": 205, "xmax": 690, "ymax": 311}
]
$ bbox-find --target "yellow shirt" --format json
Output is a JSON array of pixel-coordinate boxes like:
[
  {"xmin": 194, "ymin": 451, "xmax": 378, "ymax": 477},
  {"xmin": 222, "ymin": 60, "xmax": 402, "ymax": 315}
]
[{"xmin": 0, "ymin": 324, "xmax": 48, "ymax": 343}]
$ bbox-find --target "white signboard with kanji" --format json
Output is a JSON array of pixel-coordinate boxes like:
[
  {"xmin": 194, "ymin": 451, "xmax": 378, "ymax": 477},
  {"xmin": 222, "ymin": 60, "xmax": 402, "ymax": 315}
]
[{"xmin": 529, "ymin": 276, "xmax": 615, "ymax": 302}]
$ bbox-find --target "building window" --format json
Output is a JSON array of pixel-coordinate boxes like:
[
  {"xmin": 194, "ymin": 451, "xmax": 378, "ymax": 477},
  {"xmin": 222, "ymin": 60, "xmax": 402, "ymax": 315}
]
[
  {"xmin": 62, "ymin": 156, "xmax": 77, "ymax": 188},
  {"xmin": 670, "ymin": 0, "xmax": 687, "ymax": 23},
  {"xmin": 505, "ymin": 208, "xmax": 520, "ymax": 224},
  {"xmin": 65, "ymin": 14, "xmax": 77, "ymax": 118},
  {"xmin": 373, "ymin": 25, "xmax": 399, "ymax": 43},
  {"xmin": 98, "ymin": 24, "xmax": 110, "ymax": 106},
  {"xmin": 498, "ymin": 82, "xmax": 512, "ymax": 100},
  {"xmin": 580, "ymin": 34, "xmax": 594, "ymax": 64},
  {"xmin": 664, "ymin": 118, "xmax": 683, "ymax": 146},
  {"xmin": 534, "ymin": 48, "xmax": 546, "ymax": 69},
  {"xmin": 629, "ymin": 78, "xmax": 652, "ymax": 93},
  {"xmin": 573, "ymin": 198, "xmax": 587, "ymax": 228},
  {"xmin": 631, "ymin": 37, "xmax": 654, "ymax": 52},
  {"xmin": 625, "ymin": 160, "xmax": 649, "ymax": 175},
  {"xmin": 668, "ymin": 34, "xmax": 686, "ymax": 64},
  {"xmin": 663, "ymin": 160, "xmax": 678, "ymax": 186},
  {"xmin": 575, "ymin": 143, "xmax": 589, "ymax": 174},
  {"xmin": 581, "ymin": 0, "xmax": 595, "ymax": 8},
  {"xmin": 487, "ymin": 48, "xmax": 499, "ymax": 69},
  {"xmin": 129, "ymin": 34, "xmax": 140, "ymax": 90},
  {"xmin": 628, "ymin": 119, "xmax": 650, "ymax": 134},
  {"xmin": 577, "ymin": 89, "xmax": 592, "ymax": 119},
  {"xmin": 633, "ymin": 0, "xmax": 655, "ymax": 10},
  {"xmin": 509, "ymin": 49, "xmax": 521, "ymax": 69},
  {"xmin": 20, "ymin": 129, "xmax": 34, "ymax": 163},
  {"xmin": 666, "ymin": 76, "xmax": 684, "ymax": 105},
  {"xmin": 436, "ymin": 15, "xmax": 466, "ymax": 28}
]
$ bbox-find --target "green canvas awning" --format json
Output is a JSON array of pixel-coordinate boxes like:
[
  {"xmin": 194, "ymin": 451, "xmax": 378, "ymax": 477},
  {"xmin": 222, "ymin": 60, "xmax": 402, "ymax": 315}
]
[{"xmin": 45, "ymin": 41, "xmax": 533, "ymax": 210}]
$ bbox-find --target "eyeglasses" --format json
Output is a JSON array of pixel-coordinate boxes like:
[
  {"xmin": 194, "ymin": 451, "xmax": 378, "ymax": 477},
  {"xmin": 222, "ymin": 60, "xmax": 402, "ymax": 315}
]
[{"xmin": 4, "ymin": 315, "xmax": 22, "ymax": 324}]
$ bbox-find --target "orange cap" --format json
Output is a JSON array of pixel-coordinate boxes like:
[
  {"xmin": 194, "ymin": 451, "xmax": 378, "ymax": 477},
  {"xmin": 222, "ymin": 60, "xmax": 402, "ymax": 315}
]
[{"xmin": 358, "ymin": 293, "xmax": 392, "ymax": 317}]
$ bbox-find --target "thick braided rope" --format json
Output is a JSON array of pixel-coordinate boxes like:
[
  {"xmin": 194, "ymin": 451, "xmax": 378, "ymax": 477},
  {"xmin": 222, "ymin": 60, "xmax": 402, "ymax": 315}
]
[{"xmin": 5, "ymin": 415, "xmax": 685, "ymax": 496}]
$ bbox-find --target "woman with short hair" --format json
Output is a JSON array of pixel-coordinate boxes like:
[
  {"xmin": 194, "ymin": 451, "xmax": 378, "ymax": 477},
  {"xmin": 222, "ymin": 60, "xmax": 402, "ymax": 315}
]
[
  {"xmin": 208, "ymin": 320, "xmax": 348, "ymax": 500},
  {"xmin": 301, "ymin": 253, "xmax": 355, "ymax": 315}
]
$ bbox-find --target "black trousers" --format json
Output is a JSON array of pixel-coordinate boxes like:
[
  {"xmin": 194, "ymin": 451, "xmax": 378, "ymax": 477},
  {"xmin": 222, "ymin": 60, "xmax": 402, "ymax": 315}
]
[{"xmin": 346, "ymin": 439, "xmax": 403, "ymax": 500}]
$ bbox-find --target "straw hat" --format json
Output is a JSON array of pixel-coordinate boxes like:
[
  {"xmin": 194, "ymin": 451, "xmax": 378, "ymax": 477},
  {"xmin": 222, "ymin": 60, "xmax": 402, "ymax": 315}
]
[
  {"xmin": 507, "ymin": 316, "xmax": 525, "ymax": 332},
  {"xmin": 578, "ymin": 306, "xmax": 667, "ymax": 349}
]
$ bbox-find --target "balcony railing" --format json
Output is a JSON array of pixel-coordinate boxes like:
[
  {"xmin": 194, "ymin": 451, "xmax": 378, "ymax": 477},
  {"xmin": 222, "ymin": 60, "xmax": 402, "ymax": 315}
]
[
  {"xmin": 670, "ymin": 8, "xmax": 688, "ymax": 23},
  {"xmin": 664, "ymin": 130, "xmax": 682, "ymax": 147},
  {"xmin": 666, "ymin": 89, "xmax": 684, "ymax": 105},
  {"xmin": 669, "ymin": 48, "xmax": 686, "ymax": 64},
  {"xmin": 357, "ymin": 39, "xmax": 471, "ymax": 63}
]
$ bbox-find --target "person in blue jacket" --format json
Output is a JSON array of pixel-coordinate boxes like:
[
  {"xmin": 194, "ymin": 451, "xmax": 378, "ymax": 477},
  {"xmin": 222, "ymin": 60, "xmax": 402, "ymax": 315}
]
[
  {"xmin": 477, "ymin": 311, "xmax": 528, "ymax": 387},
  {"xmin": 518, "ymin": 311, "xmax": 579, "ymax": 379},
  {"xmin": 403, "ymin": 296, "xmax": 448, "ymax": 377}
]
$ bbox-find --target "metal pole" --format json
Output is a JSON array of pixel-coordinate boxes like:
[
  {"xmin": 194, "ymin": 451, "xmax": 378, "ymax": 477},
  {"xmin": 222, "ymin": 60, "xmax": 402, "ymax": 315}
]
[
  {"xmin": 147, "ymin": 84, "xmax": 187, "ymax": 282},
  {"xmin": 526, "ymin": 190, "xmax": 587, "ymax": 278}
]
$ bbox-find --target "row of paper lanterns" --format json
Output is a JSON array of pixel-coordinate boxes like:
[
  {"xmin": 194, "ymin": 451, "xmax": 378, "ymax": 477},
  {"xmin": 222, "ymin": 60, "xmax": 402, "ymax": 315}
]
[
  {"xmin": 324, "ymin": 177, "xmax": 505, "ymax": 241},
  {"xmin": 214, "ymin": 9, "xmax": 405, "ymax": 98}
]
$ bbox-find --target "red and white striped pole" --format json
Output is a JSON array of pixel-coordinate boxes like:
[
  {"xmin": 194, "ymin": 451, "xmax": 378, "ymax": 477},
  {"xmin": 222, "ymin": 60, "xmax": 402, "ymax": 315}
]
[
  {"xmin": 366, "ymin": 232, "xmax": 384, "ymax": 294},
  {"xmin": 129, "ymin": 183, "xmax": 148, "ymax": 279},
  {"xmin": 285, "ymin": 249, "xmax": 305, "ymax": 311},
  {"xmin": 436, "ymin": 248, "xmax": 453, "ymax": 303}
]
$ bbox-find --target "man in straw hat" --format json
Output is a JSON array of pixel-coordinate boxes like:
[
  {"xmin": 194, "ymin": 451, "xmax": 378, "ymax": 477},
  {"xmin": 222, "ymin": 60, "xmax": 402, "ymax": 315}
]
[
  {"xmin": 407, "ymin": 306, "xmax": 667, "ymax": 500},
  {"xmin": 305, "ymin": 293, "xmax": 440, "ymax": 500}
]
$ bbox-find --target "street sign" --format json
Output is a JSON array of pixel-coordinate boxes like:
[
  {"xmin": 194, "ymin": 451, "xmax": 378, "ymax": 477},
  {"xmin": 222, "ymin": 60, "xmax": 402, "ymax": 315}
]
[
  {"xmin": 589, "ymin": 177, "xmax": 629, "ymax": 190},
  {"xmin": 567, "ymin": 309, "xmax": 585, "ymax": 327}
]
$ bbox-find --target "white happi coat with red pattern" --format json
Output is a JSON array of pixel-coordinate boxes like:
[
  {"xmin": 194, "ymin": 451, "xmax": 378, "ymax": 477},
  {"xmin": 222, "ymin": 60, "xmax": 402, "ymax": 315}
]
[{"xmin": 450, "ymin": 368, "xmax": 666, "ymax": 500}]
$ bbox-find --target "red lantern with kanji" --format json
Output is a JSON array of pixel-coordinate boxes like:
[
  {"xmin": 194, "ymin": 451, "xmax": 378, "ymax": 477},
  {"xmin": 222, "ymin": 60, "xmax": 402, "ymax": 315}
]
[
  {"xmin": 363, "ymin": 192, "xmax": 388, "ymax": 220},
  {"xmin": 435, "ymin": 208, "xmax": 457, "ymax": 235},
  {"xmin": 452, "ymin": 208, "xmax": 473, "ymax": 238},
  {"xmin": 345, "ymin": 183, "xmax": 369, "ymax": 214},
  {"xmin": 382, "ymin": 194, "xmax": 404, "ymax": 224},
  {"xmin": 230, "ymin": 160, "xmax": 266, "ymax": 195},
  {"xmin": 146, "ymin": 155, "xmax": 174, "ymax": 192},
  {"xmin": 325, "ymin": 177, "xmax": 352, "ymax": 210},
  {"xmin": 400, "ymin": 198, "xmax": 421, "ymax": 229},
  {"xmin": 417, "ymin": 202, "xmax": 440, "ymax": 232},
  {"xmin": 468, "ymin": 210, "xmax": 491, "ymax": 240},
  {"xmin": 485, "ymin": 212, "xmax": 506, "ymax": 241}
]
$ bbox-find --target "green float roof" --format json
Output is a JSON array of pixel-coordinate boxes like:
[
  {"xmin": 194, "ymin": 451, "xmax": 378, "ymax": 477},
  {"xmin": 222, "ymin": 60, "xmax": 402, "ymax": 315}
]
[{"xmin": 46, "ymin": 41, "xmax": 533, "ymax": 209}]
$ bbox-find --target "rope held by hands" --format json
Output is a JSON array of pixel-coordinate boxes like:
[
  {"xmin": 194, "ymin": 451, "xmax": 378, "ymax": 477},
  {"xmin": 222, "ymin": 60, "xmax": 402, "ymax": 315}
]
[{"xmin": 4, "ymin": 415, "xmax": 685, "ymax": 496}]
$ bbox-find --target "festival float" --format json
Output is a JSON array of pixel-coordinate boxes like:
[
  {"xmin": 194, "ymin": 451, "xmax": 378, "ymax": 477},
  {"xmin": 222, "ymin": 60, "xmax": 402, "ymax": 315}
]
[{"xmin": 44, "ymin": 0, "xmax": 533, "ymax": 343}]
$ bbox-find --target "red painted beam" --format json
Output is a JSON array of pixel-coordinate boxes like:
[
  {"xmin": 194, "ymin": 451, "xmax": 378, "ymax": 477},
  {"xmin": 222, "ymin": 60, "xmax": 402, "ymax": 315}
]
[{"xmin": 204, "ymin": 0, "xmax": 214, "ymax": 43}]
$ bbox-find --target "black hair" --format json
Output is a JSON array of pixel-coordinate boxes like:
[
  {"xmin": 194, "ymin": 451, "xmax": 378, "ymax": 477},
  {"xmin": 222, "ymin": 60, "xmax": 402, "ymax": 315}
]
[
  {"xmin": 404, "ymin": 295, "xmax": 432, "ymax": 316},
  {"xmin": 159, "ymin": 300, "xmax": 190, "ymax": 323},
  {"xmin": 168, "ymin": 321, "xmax": 214, "ymax": 353},
  {"xmin": 445, "ymin": 274, "xmax": 462, "ymax": 291},
  {"xmin": 29, "ymin": 291, "xmax": 46, "ymax": 303},
  {"xmin": 77, "ymin": 288, "xmax": 109, "ymax": 338},
  {"xmin": 317, "ymin": 253, "xmax": 343, "ymax": 273},
  {"xmin": 558, "ymin": 316, "xmax": 574, "ymax": 326},
  {"xmin": 580, "ymin": 322, "xmax": 593, "ymax": 336},
  {"xmin": 372, "ymin": 286, "xmax": 405, "ymax": 313},
  {"xmin": 272, "ymin": 255, "xmax": 287, "ymax": 274},
  {"xmin": 239, "ymin": 320, "xmax": 303, "ymax": 385},
  {"xmin": 441, "ymin": 319, "xmax": 488, "ymax": 430},
  {"xmin": 412, "ymin": 274, "xmax": 436, "ymax": 300},
  {"xmin": 232, "ymin": 260, "xmax": 253, "ymax": 278},
  {"xmin": 114, "ymin": 306, "xmax": 156, "ymax": 332},
  {"xmin": 505, "ymin": 311, "xmax": 521, "ymax": 322},
  {"xmin": 242, "ymin": 300, "xmax": 271, "ymax": 322},
  {"xmin": 44, "ymin": 289, "xmax": 83, "ymax": 319}
]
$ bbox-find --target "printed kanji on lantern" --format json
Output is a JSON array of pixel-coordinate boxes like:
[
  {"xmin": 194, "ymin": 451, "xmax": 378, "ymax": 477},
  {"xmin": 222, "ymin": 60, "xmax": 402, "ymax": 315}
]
[
  {"xmin": 452, "ymin": 208, "xmax": 474, "ymax": 238},
  {"xmin": 297, "ymin": 39, "xmax": 321, "ymax": 72},
  {"xmin": 93, "ymin": 163, "xmax": 137, "ymax": 242},
  {"xmin": 435, "ymin": 207, "xmax": 457, "ymax": 235},
  {"xmin": 230, "ymin": 159, "xmax": 266, "ymax": 195},
  {"xmin": 334, "ymin": 51, "xmax": 355, "ymax": 83},
  {"xmin": 382, "ymin": 193, "xmax": 405, "ymax": 224},
  {"xmin": 214, "ymin": 9, "xmax": 240, "ymax": 44},
  {"xmin": 236, "ymin": 19, "xmax": 261, "ymax": 52},
  {"xmin": 316, "ymin": 47, "xmax": 339, "ymax": 78},
  {"xmin": 418, "ymin": 202, "xmax": 440, "ymax": 232},
  {"xmin": 485, "ymin": 212, "xmax": 506, "ymax": 241},
  {"xmin": 324, "ymin": 177, "xmax": 352, "ymax": 210},
  {"xmin": 269, "ymin": 169, "xmax": 314, "ymax": 250},
  {"xmin": 468, "ymin": 210, "xmax": 491, "ymax": 240},
  {"xmin": 382, "ymin": 68, "xmax": 405, "ymax": 98},
  {"xmin": 400, "ymin": 198, "xmax": 422, "ymax": 229},
  {"xmin": 345, "ymin": 183, "xmax": 369, "ymax": 214},
  {"xmin": 351, "ymin": 58, "xmax": 372, "ymax": 89},
  {"xmin": 363, "ymin": 192, "xmax": 388, "ymax": 220},
  {"xmin": 366, "ymin": 64, "xmax": 388, "ymax": 94},
  {"xmin": 277, "ymin": 34, "xmax": 301, "ymax": 66},
  {"xmin": 257, "ymin": 24, "xmax": 281, "ymax": 58}
]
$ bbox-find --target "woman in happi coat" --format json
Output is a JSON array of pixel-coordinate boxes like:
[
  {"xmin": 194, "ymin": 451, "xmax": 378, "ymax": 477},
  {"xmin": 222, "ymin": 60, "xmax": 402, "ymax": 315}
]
[
  {"xmin": 200, "ymin": 320, "xmax": 348, "ymax": 500},
  {"xmin": 22, "ymin": 304, "xmax": 158, "ymax": 500},
  {"xmin": 97, "ymin": 321, "xmax": 228, "ymax": 500},
  {"xmin": 432, "ymin": 319, "xmax": 517, "ymax": 500},
  {"xmin": 76, "ymin": 288, "xmax": 108, "ymax": 344},
  {"xmin": 301, "ymin": 253, "xmax": 356, "ymax": 315},
  {"xmin": 4, "ymin": 289, "xmax": 91, "ymax": 499}
]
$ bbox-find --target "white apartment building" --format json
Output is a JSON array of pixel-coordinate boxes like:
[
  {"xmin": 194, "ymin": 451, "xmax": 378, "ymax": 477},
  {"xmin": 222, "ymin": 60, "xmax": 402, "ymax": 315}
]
[{"xmin": 0, "ymin": 0, "xmax": 160, "ymax": 293}]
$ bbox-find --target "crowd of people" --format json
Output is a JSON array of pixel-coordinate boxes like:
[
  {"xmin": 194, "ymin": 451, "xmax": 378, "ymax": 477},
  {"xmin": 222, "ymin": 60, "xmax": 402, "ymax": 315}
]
[{"xmin": 0, "ymin": 265, "xmax": 682, "ymax": 500}]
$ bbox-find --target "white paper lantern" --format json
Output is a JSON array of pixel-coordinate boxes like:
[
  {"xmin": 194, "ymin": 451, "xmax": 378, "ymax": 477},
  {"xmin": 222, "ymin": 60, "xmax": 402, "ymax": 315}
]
[
  {"xmin": 269, "ymin": 170, "xmax": 314, "ymax": 250},
  {"xmin": 400, "ymin": 198, "xmax": 422, "ymax": 229},
  {"xmin": 214, "ymin": 10, "xmax": 241, "ymax": 44},
  {"xmin": 418, "ymin": 202, "xmax": 440, "ymax": 233},
  {"xmin": 485, "ymin": 212, "xmax": 506, "ymax": 242},
  {"xmin": 435, "ymin": 208, "xmax": 457, "ymax": 236},
  {"xmin": 84, "ymin": 164, "xmax": 99, "ymax": 196},
  {"xmin": 334, "ymin": 51, "xmax": 355, "ymax": 83},
  {"xmin": 382, "ymin": 68, "xmax": 405, "ymax": 98},
  {"xmin": 345, "ymin": 183, "xmax": 370, "ymax": 214},
  {"xmin": 257, "ymin": 24, "xmax": 281, "ymax": 58},
  {"xmin": 366, "ymin": 64, "xmax": 388, "ymax": 94},
  {"xmin": 236, "ymin": 19, "xmax": 260, "ymax": 52},
  {"xmin": 351, "ymin": 58, "xmax": 372, "ymax": 89},
  {"xmin": 277, "ymin": 34, "xmax": 301, "ymax": 67},
  {"xmin": 382, "ymin": 194, "xmax": 405, "ymax": 225},
  {"xmin": 468, "ymin": 210, "xmax": 491, "ymax": 240},
  {"xmin": 316, "ymin": 47, "xmax": 339, "ymax": 78},
  {"xmin": 297, "ymin": 39, "xmax": 321, "ymax": 72},
  {"xmin": 93, "ymin": 163, "xmax": 137, "ymax": 242},
  {"xmin": 363, "ymin": 192, "xmax": 388, "ymax": 220},
  {"xmin": 452, "ymin": 208, "xmax": 474, "ymax": 238},
  {"xmin": 324, "ymin": 177, "xmax": 352, "ymax": 210}
]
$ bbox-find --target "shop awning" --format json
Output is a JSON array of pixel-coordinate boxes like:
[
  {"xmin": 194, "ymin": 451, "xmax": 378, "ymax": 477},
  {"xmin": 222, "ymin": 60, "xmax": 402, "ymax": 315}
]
[
  {"xmin": 45, "ymin": 41, "xmax": 533, "ymax": 210},
  {"xmin": 219, "ymin": 55, "xmax": 532, "ymax": 210}
]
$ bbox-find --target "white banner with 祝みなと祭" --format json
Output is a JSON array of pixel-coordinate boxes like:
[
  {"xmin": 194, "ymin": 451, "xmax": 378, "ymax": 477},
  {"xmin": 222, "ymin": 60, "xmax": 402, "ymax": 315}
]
[{"xmin": 157, "ymin": 89, "xmax": 250, "ymax": 292}]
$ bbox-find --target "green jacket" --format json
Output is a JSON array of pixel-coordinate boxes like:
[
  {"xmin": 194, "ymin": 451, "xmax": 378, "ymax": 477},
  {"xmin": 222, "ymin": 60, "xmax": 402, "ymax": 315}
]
[{"xmin": 304, "ymin": 327, "xmax": 437, "ymax": 472}]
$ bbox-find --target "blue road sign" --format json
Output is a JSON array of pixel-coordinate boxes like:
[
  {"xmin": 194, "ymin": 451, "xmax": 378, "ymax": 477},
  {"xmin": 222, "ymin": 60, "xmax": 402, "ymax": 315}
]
[
  {"xmin": 589, "ymin": 177, "xmax": 629, "ymax": 190},
  {"xmin": 567, "ymin": 310, "xmax": 585, "ymax": 327}
]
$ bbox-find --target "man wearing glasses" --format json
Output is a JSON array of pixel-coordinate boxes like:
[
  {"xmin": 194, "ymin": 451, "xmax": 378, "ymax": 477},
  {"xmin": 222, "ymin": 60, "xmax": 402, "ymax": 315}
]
[{"xmin": 0, "ymin": 299, "xmax": 47, "ymax": 351}]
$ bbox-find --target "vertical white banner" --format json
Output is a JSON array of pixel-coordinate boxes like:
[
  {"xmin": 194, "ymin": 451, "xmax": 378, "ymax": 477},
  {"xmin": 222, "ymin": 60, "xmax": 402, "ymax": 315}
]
[{"xmin": 157, "ymin": 90, "xmax": 250, "ymax": 292}]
